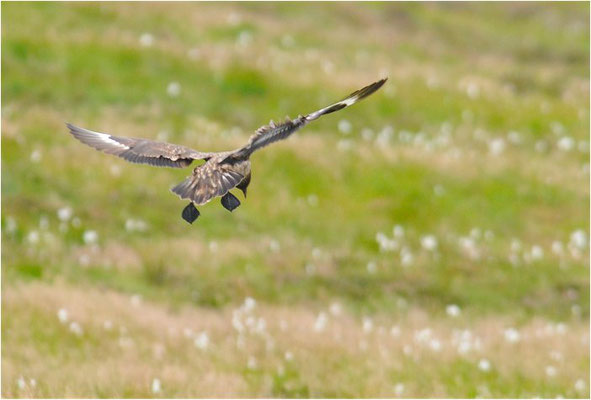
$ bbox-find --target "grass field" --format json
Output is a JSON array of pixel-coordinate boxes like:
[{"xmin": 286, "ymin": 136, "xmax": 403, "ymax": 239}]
[{"xmin": 2, "ymin": 2, "xmax": 589, "ymax": 398}]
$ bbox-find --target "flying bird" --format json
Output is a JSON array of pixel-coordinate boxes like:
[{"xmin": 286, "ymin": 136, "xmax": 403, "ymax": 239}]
[{"xmin": 67, "ymin": 78, "xmax": 387, "ymax": 223}]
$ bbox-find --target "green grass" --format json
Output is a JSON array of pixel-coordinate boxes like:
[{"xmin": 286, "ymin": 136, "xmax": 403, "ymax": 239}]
[{"xmin": 2, "ymin": 2, "xmax": 589, "ymax": 398}]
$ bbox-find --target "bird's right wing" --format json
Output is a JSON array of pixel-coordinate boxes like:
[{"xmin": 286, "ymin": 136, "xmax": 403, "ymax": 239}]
[
  {"xmin": 66, "ymin": 123, "xmax": 214, "ymax": 168},
  {"xmin": 228, "ymin": 78, "xmax": 387, "ymax": 160}
]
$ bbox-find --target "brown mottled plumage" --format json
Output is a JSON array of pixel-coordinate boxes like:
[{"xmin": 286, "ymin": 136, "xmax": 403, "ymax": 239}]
[{"xmin": 66, "ymin": 78, "xmax": 387, "ymax": 223}]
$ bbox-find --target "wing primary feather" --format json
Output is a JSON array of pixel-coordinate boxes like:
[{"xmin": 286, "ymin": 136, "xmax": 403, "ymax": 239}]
[
  {"xmin": 229, "ymin": 78, "xmax": 387, "ymax": 159},
  {"xmin": 66, "ymin": 123, "xmax": 212, "ymax": 168}
]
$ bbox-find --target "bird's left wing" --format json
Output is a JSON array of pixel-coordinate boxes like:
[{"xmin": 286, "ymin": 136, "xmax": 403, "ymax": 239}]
[
  {"xmin": 66, "ymin": 123, "xmax": 214, "ymax": 168},
  {"xmin": 228, "ymin": 78, "xmax": 387, "ymax": 160}
]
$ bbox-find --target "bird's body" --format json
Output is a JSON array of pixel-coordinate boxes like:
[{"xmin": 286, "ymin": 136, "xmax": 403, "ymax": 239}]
[{"xmin": 67, "ymin": 78, "xmax": 386, "ymax": 223}]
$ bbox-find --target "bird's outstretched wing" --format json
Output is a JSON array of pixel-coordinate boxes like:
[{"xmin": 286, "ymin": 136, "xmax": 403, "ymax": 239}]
[
  {"xmin": 229, "ymin": 78, "xmax": 387, "ymax": 159},
  {"xmin": 66, "ymin": 123, "xmax": 214, "ymax": 168}
]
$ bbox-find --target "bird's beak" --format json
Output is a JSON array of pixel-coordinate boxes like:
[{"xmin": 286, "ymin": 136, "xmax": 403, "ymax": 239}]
[{"xmin": 240, "ymin": 187, "xmax": 247, "ymax": 198}]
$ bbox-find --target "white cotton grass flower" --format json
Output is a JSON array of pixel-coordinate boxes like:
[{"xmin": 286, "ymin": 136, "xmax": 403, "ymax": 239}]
[
  {"xmin": 78, "ymin": 253, "xmax": 91, "ymax": 266},
  {"xmin": 574, "ymin": 379, "xmax": 586, "ymax": 393},
  {"xmin": 433, "ymin": 184, "xmax": 445, "ymax": 196},
  {"xmin": 284, "ymin": 351, "xmax": 294, "ymax": 361},
  {"xmin": 337, "ymin": 139, "xmax": 354, "ymax": 152},
  {"xmin": 366, "ymin": 261, "xmax": 377, "ymax": 274},
  {"xmin": 400, "ymin": 248, "xmax": 414, "ymax": 267},
  {"xmin": 504, "ymin": 327, "xmax": 521, "ymax": 343},
  {"xmin": 557, "ymin": 136, "xmax": 575, "ymax": 151},
  {"xmin": 555, "ymin": 322, "xmax": 567, "ymax": 334},
  {"xmin": 307, "ymin": 194, "xmax": 318, "ymax": 206},
  {"xmin": 390, "ymin": 325, "xmax": 401, "ymax": 337},
  {"xmin": 451, "ymin": 329, "xmax": 481, "ymax": 355},
  {"xmin": 362, "ymin": 317, "xmax": 373, "ymax": 334},
  {"xmin": 243, "ymin": 297, "xmax": 256, "ymax": 312},
  {"xmin": 549, "ymin": 350, "xmax": 563, "ymax": 362},
  {"xmin": 57, "ymin": 308, "xmax": 69, "ymax": 324},
  {"xmin": 459, "ymin": 236, "xmax": 480, "ymax": 260},
  {"xmin": 311, "ymin": 247, "xmax": 322, "ymax": 259},
  {"xmin": 338, "ymin": 119, "xmax": 352, "ymax": 135},
  {"xmin": 17, "ymin": 376, "xmax": 26, "ymax": 390},
  {"xmin": 194, "ymin": 331, "xmax": 209, "ymax": 350},
  {"xmin": 110, "ymin": 164, "xmax": 121, "ymax": 177},
  {"xmin": 83, "ymin": 230, "xmax": 98, "ymax": 244},
  {"xmin": 393, "ymin": 225, "xmax": 405, "ymax": 238},
  {"xmin": 551, "ymin": 241, "xmax": 564, "ymax": 255},
  {"xmin": 446, "ymin": 304, "xmax": 461, "ymax": 317},
  {"xmin": 269, "ymin": 239, "xmax": 280, "ymax": 253},
  {"xmin": 329, "ymin": 302, "xmax": 342, "ymax": 316},
  {"xmin": 466, "ymin": 82, "xmax": 479, "ymax": 99},
  {"xmin": 30, "ymin": 149, "xmax": 42, "ymax": 163},
  {"xmin": 167, "ymin": 81, "xmax": 181, "ymax": 97},
  {"xmin": 125, "ymin": 218, "xmax": 148, "ymax": 232},
  {"xmin": 27, "ymin": 230, "xmax": 40, "ymax": 244},
  {"xmin": 321, "ymin": 60, "xmax": 334, "ymax": 75},
  {"xmin": 530, "ymin": 245, "xmax": 544, "ymax": 261},
  {"xmin": 151, "ymin": 378, "xmax": 161, "ymax": 394},
  {"xmin": 488, "ymin": 138, "xmax": 505, "ymax": 156},
  {"xmin": 139, "ymin": 33, "xmax": 154, "ymax": 47},
  {"xmin": 376, "ymin": 232, "xmax": 398, "ymax": 252},
  {"xmin": 507, "ymin": 131, "xmax": 522, "ymax": 144},
  {"xmin": 429, "ymin": 338, "xmax": 442, "ymax": 352},
  {"xmin": 510, "ymin": 238, "xmax": 522, "ymax": 252},
  {"xmin": 545, "ymin": 365, "xmax": 557, "ymax": 377},
  {"xmin": 421, "ymin": 235, "xmax": 438, "ymax": 251},
  {"xmin": 361, "ymin": 128, "xmax": 374, "ymax": 141},
  {"xmin": 314, "ymin": 312, "xmax": 328, "ymax": 332},
  {"xmin": 551, "ymin": 121, "xmax": 565, "ymax": 135},
  {"xmin": 358, "ymin": 339, "xmax": 368, "ymax": 351},
  {"xmin": 535, "ymin": 140, "xmax": 548, "ymax": 153},
  {"xmin": 57, "ymin": 207, "xmax": 72, "ymax": 222},
  {"xmin": 29, "ymin": 379, "xmax": 36, "ymax": 388},
  {"xmin": 478, "ymin": 358, "xmax": 491, "ymax": 372},
  {"xmin": 247, "ymin": 356, "xmax": 257, "ymax": 370},
  {"xmin": 375, "ymin": 125, "xmax": 394, "ymax": 147},
  {"xmin": 187, "ymin": 47, "xmax": 201, "ymax": 60},
  {"xmin": 236, "ymin": 30, "xmax": 252, "ymax": 47},
  {"xmin": 69, "ymin": 321, "xmax": 83, "ymax": 336},
  {"xmin": 570, "ymin": 230, "xmax": 587, "ymax": 249},
  {"xmin": 226, "ymin": 12, "xmax": 241, "ymax": 26},
  {"xmin": 5, "ymin": 216, "xmax": 17, "ymax": 234},
  {"xmin": 130, "ymin": 294, "xmax": 142, "ymax": 307},
  {"xmin": 103, "ymin": 320, "xmax": 113, "ymax": 330},
  {"xmin": 394, "ymin": 382, "xmax": 405, "ymax": 396},
  {"xmin": 39, "ymin": 216, "xmax": 49, "ymax": 230}
]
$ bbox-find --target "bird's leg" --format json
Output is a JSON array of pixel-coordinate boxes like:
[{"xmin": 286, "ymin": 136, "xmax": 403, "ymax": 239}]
[
  {"xmin": 181, "ymin": 202, "xmax": 200, "ymax": 224},
  {"xmin": 236, "ymin": 172, "xmax": 251, "ymax": 198},
  {"xmin": 221, "ymin": 192, "xmax": 240, "ymax": 212}
]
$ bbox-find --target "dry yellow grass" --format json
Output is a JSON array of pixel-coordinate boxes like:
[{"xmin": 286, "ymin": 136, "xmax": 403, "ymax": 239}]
[{"xmin": 3, "ymin": 282, "xmax": 589, "ymax": 398}]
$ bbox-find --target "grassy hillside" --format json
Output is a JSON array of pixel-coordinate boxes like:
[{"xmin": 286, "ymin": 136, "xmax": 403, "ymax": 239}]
[{"xmin": 2, "ymin": 2, "xmax": 589, "ymax": 398}]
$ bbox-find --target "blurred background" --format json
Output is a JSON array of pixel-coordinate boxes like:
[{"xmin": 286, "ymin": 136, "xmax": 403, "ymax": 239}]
[{"xmin": 2, "ymin": 2, "xmax": 589, "ymax": 398}]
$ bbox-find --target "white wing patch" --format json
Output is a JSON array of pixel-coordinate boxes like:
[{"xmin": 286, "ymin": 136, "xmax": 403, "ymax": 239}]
[{"xmin": 94, "ymin": 131, "xmax": 130, "ymax": 150}]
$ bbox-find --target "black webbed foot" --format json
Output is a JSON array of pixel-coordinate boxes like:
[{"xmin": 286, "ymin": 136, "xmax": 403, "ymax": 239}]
[
  {"xmin": 182, "ymin": 202, "xmax": 200, "ymax": 224},
  {"xmin": 221, "ymin": 192, "xmax": 240, "ymax": 212}
]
